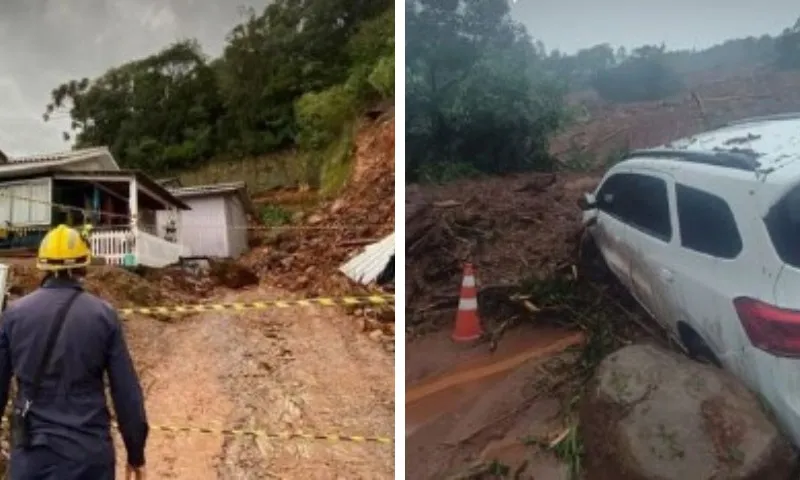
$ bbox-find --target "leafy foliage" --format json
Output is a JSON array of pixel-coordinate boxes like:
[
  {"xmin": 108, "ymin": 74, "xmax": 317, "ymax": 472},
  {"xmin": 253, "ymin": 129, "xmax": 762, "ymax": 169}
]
[
  {"xmin": 406, "ymin": 0, "xmax": 568, "ymax": 182},
  {"xmin": 44, "ymin": 0, "xmax": 394, "ymax": 176},
  {"xmin": 259, "ymin": 204, "xmax": 293, "ymax": 226}
]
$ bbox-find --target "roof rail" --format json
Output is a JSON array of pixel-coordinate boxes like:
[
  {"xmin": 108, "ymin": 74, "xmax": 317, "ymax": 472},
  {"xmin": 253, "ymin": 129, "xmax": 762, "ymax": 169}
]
[
  {"xmin": 623, "ymin": 149, "xmax": 759, "ymax": 172},
  {"xmin": 725, "ymin": 112, "xmax": 800, "ymax": 127}
]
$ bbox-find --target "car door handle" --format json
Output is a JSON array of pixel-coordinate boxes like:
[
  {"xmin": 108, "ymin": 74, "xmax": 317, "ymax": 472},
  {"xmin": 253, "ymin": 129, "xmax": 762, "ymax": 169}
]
[{"xmin": 659, "ymin": 268, "xmax": 674, "ymax": 283}]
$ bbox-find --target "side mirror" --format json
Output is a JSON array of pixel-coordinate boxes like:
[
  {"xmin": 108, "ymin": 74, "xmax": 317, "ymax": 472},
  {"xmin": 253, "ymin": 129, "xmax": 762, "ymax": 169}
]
[{"xmin": 577, "ymin": 193, "xmax": 597, "ymax": 211}]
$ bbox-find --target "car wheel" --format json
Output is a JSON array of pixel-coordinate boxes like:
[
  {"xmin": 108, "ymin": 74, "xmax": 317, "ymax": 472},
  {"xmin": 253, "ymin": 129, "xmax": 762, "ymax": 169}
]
[{"xmin": 577, "ymin": 232, "xmax": 612, "ymax": 283}]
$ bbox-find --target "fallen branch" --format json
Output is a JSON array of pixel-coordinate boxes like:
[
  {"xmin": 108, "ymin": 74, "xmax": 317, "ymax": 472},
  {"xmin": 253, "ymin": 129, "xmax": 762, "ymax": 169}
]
[{"xmin": 586, "ymin": 283, "xmax": 671, "ymax": 348}]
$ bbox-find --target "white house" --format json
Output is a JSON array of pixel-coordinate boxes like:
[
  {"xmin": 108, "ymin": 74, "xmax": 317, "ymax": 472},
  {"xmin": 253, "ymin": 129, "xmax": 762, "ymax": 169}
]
[
  {"xmin": 0, "ymin": 147, "xmax": 192, "ymax": 267},
  {"xmin": 156, "ymin": 181, "xmax": 255, "ymax": 258}
]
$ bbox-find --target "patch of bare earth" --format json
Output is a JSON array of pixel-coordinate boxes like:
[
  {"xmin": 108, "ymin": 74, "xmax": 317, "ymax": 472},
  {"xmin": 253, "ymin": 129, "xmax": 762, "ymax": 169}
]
[
  {"xmin": 700, "ymin": 396, "xmax": 746, "ymax": 467},
  {"xmin": 113, "ymin": 285, "xmax": 393, "ymax": 479}
]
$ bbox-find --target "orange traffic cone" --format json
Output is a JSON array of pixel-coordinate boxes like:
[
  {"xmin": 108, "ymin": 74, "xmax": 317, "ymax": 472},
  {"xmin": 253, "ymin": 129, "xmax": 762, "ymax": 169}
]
[{"xmin": 452, "ymin": 262, "xmax": 483, "ymax": 342}]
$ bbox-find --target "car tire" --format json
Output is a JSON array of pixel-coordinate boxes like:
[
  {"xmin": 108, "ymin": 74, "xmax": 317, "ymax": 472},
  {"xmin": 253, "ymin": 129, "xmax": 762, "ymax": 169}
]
[{"xmin": 577, "ymin": 232, "xmax": 612, "ymax": 283}]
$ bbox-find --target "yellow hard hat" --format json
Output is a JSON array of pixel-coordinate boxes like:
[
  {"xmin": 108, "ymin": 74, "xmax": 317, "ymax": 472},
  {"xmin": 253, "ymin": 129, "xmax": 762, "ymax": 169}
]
[{"xmin": 37, "ymin": 224, "xmax": 91, "ymax": 271}]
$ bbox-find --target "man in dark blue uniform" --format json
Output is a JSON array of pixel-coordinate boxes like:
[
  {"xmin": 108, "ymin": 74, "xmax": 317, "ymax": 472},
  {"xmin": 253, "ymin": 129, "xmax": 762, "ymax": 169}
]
[{"xmin": 0, "ymin": 225, "xmax": 148, "ymax": 479}]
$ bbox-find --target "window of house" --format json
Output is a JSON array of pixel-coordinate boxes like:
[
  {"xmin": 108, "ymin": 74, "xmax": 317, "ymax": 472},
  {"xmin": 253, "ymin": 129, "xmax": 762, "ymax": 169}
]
[
  {"xmin": 676, "ymin": 184, "xmax": 742, "ymax": 258},
  {"xmin": 0, "ymin": 179, "xmax": 52, "ymax": 226}
]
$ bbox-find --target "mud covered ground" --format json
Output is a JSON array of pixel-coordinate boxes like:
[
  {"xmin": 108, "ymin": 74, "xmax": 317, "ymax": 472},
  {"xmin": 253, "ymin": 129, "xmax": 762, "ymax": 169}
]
[
  {"xmin": 115, "ymin": 285, "xmax": 394, "ymax": 479},
  {"xmin": 243, "ymin": 109, "xmax": 395, "ymax": 299}
]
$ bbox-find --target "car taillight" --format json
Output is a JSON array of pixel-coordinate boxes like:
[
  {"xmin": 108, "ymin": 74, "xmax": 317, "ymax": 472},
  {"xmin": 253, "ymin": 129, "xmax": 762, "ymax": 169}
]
[{"xmin": 734, "ymin": 296, "xmax": 800, "ymax": 357}]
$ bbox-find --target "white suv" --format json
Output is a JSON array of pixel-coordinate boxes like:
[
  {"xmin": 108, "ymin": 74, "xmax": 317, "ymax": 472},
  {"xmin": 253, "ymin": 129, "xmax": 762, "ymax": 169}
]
[{"xmin": 579, "ymin": 113, "xmax": 800, "ymax": 446}]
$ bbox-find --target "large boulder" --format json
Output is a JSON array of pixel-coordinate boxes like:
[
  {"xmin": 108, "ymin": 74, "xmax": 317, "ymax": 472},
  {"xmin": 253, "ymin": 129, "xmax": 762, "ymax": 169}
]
[{"xmin": 580, "ymin": 343, "xmax": 797, "ymax": 480}]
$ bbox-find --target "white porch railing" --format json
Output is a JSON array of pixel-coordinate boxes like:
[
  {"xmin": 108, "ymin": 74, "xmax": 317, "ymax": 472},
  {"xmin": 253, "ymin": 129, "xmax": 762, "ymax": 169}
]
[
  {"xmin": 90, "ymin": 228, "xmax": 190, "ymax": 268},
  {"xmin": 90, "ymin": 229, "xmax": 133, "ymax": 266}
]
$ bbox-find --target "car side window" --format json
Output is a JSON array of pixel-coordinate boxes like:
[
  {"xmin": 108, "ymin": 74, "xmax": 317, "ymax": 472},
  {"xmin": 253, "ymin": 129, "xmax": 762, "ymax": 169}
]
[
  {"xmin": 626, "ymin": 174, "xmax": 672, "ymax": 242},
  {"xmin": 676, "ymin": 184, "xmax": 742, "ymax": 258},
  {"xmin": 596, "ymin": 173, "xmax": 635, "ymax": 220}
]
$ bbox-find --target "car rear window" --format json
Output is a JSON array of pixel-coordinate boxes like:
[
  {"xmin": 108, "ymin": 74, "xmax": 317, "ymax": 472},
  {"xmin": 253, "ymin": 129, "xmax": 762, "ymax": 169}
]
[{"xmin": 765, "ymin": 185, "xmax": 800, "ymax": 268}]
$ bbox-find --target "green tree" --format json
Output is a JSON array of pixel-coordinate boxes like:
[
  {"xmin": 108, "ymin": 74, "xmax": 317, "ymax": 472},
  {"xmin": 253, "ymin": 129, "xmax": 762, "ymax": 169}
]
[
  {"xmin": 45, "ymin": 40, "xmax": 224, "ymax": 172},
  {"xmin": 216, "ymin": 0, "xmax": 392, "ymax": 155},
  {"xmin": 43, "ymin": 0, "xmax": 394, "ymax": 178},
  {"xmin": 406, "ymin": 0, "xmax": 566, "ymax": 182}
]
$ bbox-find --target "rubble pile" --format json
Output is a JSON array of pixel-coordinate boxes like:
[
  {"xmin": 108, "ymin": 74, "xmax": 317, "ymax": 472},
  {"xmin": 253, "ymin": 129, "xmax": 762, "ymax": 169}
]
[
  {"xmin": 8, "ymin": 264, "xmax": 194, "ymax": 308},
  {"xmin": 244, "ymin": 110, "xmax": 395, "ymax": 298},
  {"xmin": 406, "ymin": 172, "xmax": 599, "ymax": 328}
]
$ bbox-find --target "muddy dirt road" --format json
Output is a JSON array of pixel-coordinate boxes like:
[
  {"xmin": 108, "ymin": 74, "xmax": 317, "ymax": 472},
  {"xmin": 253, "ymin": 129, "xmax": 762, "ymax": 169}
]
[
  {"xmin": 405, "ymin": 325, "xmax": 584, "ymax": 479},
  {"xmin": 115, "ymin": 285, "xmax": 394, "ymax": 479}
]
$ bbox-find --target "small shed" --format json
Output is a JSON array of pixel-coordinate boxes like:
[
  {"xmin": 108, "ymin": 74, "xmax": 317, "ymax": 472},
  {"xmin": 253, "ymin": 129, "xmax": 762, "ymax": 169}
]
[{"xmin": 157, "ymin": 182, "xmax": 255, "ymax": 258}]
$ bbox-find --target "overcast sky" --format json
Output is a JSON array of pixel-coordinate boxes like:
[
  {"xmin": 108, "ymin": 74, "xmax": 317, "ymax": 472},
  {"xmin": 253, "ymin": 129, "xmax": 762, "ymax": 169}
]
[
  {"xmin": 0, "ymin": 0, "xmax": 264, "ymax": 156},
  {"xmin": 511, "ymin": 0, "xmax": 799, "ymax": 53}
]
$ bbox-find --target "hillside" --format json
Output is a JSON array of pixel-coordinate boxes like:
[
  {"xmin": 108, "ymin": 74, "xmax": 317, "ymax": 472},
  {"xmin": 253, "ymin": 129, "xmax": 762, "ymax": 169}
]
[
  {"xmin": 551, "ymin": 69, "xmax": 800, "ymax": 166},
  {"xmin": 243, "ymin": 108, "xmax": 395, "ymax": 296},
  {"xmin": 42, "ymin": 1, "xmax": 394, "ymax": 191}
]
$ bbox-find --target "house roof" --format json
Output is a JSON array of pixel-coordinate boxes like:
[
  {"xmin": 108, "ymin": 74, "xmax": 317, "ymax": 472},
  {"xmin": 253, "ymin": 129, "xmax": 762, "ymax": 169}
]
[
  {"xmin": 156, "ymin": 176, "xmax": 183, "ymax": 188},
  {"xmin": 168, "ymin": 181, "xmax": 255, "ymax": 215},
  {"xmin": 53, "ymin": 170, "xmax": 191, "ymax": 210},
  {"xmin": 0, "ymin": 147, "xmax": 119, "ymax": 175},
  {"xmin": 339, "ymin": 233, "xmax": 395, "ymax": 285},
  {"xmin": 0, "ymin": 147, "xmax": 188, "ymax": 209}
]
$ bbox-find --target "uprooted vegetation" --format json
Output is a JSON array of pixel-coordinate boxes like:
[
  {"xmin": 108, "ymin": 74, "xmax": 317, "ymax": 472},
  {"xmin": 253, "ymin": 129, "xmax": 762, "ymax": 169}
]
[
  {"xmin": 406, "ymin": 172, "xmax": 599, "ymax": 333},
  {"xmin": 405, "ymin": 171, "xmax": 678, "ymax": 478}
]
